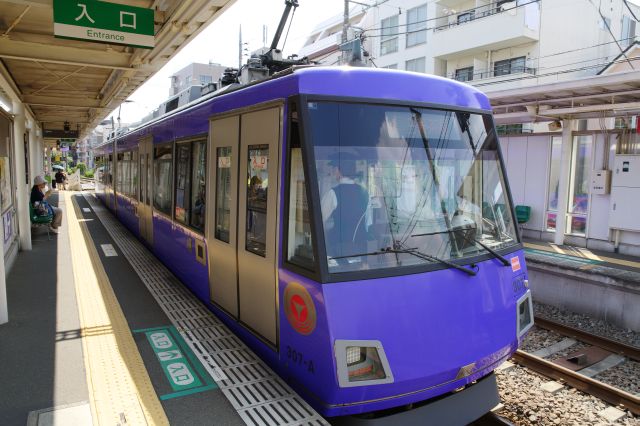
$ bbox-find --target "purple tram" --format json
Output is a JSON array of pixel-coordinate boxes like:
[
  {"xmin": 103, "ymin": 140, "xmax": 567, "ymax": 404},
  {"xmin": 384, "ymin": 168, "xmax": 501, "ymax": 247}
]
[{"xmin": 94, "ymin": 67, "xmax": 533, "ymax": 422}]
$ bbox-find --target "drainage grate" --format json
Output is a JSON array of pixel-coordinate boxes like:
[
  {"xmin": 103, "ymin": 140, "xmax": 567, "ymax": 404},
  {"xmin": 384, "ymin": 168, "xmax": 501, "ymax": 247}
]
[{"xmin": 83, "ymin": 194, "xmax": 326, "ymax": 426}]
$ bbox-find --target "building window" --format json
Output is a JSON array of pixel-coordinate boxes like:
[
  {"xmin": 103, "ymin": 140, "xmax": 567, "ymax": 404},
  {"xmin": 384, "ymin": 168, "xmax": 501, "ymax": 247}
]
[
  {"xmin": 497, "ymin": 0, "xmax": 515, "ymax": 10},
  {"xmin": 380, "ymin": 15, "xmax": 399, "ymax": 55},
  {"xmin": 545, "ymin": 135, "xmax": 592, "ymax": 235},
  {"xmin": 493, "ymin": 56, "xmax": 526, "ymax": 76},
  {"xmin": 199, "ymin": 75, "xmax": 213, "ymax": 85},
  {"xmin": 457, "ymin": 11, "xmax": 474, "ymax": 24},
  {"xmin": 383, "ymin": 64, "xmax": 398, "ymax": 69},
  {"xmin": 185, "ymin": 76, "xmax": 191, "ymax": 86},
  {"xmin": 567, "ymin": 136, "xmax": 592, "ymax": 235},
  {"xmin": 455, "ymin": 66, "xmax": 474, "ymax": 82},
  {"xmin": 621, "ymin": 15, "xmax": 636, "ymax": 47},
  {"xmin": 406, "ymin": 5, "xmax": 427, "ymax": 47},
  {"xmin": 405, "ymin": 57, "xmax": 426, "ymax": 73},
  {"xmin": 546, "ymin": 136, "xmax": 561, "ymax": 231},
  {"xmin": 599, "ymin": 16, "xmax": 611, "ymax": 31}
]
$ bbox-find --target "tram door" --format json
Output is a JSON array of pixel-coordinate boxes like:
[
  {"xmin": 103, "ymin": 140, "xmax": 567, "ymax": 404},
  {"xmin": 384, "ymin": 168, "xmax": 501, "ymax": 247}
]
[
  {"xmin": 138, "ymin": 137, "xmax": 153, "ymax": 244},
  {"xmin": 208, "ymin": 106, "xmax": 281, "ymax": 345}
]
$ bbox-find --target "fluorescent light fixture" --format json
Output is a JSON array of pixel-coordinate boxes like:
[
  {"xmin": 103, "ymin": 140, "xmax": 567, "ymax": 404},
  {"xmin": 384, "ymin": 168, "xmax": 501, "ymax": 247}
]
[{"xmin": 0, "ymin": 101, "xmax": 10, "ymax": 112}]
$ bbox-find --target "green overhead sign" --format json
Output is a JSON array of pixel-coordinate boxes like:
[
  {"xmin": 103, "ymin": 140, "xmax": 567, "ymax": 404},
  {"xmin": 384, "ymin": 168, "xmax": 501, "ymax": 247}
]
[{"xmin": 53, "ymin": 0, "xmax": 154, "ymax": 49}]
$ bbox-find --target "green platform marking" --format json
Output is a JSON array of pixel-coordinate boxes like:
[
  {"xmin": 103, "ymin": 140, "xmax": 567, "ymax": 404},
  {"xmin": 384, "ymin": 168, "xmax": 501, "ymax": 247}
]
[{"xmin": 135, "ymin": 325, "xmax": 217, "ymax": 399}]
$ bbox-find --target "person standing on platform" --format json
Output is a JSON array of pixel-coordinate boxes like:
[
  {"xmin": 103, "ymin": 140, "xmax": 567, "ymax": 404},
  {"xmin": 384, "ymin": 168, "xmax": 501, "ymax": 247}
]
[
  {"xmin": 55, "ymin": 169, "xmax": 66, "ymax": 190},
  {"xmin": 30, "ymin": 175, "xmax": 63, "ymax": 234}
]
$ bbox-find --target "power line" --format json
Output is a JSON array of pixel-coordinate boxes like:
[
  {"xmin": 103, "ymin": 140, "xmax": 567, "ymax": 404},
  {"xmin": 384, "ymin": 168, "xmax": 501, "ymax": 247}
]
[
  {"xmin": 587, "ymin": 0, "xmax": 634, "ymax": 69},
  {"xmin": 363, "ymin": 0, "xmax": 539, "ymax": 33},
  {"xmin": 623, "ymin": 0, "xmax": 640, "ymax": 22},
  {"xmin": 474, "ymin": 54, "xmax": 640, "ymax": 87},
  {"xmin": 363, "ymin": 0, "xmax": 539, "ymax": 37}
]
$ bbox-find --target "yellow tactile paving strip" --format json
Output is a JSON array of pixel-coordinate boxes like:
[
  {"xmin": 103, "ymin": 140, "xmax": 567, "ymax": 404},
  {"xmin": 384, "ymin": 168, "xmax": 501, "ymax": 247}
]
[
  {"xmin": 64, "ymin": 192, "xmax": 169, "ymax": 426},
  {"xmin": 524, "ymin": 242, "xmax": 640, "ymax": 270}
]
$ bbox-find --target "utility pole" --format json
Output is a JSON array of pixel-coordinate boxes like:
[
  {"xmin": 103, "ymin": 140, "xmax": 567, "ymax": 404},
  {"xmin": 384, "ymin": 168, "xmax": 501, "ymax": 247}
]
[
  {"xmin": 342, "ymin": 0, "xmax": 349, "ymax": 64},
  {"xmin": 342, "ymin": 0, "xmax": 349, "ymax": 43},
  {"xmin": 239, "ymin": 25, "xmax": 243, "ymax": 70}
]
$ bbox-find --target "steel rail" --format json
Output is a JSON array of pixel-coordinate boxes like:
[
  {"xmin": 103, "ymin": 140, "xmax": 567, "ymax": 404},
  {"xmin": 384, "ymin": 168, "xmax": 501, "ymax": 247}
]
[
  {"xmin": 535, "ymin": 317, "xmax": 640, "ymax": 362},
  {"xmin": 512, "ymin": 350, "xmax": 640, "ymax": 415},
  {"xmin": 471, "ymin": 412, "xmax": 515, "ymax": 425}
]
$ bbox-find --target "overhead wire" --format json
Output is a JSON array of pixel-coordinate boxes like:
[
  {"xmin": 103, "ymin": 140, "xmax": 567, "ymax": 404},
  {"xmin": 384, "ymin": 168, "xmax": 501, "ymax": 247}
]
[
  {"xmin": 587, "ymin": 0, "xmax": 634, "ymax": 69},
  {"xmin": 622, "ymin": 0, "xmax": 640, "ymax": 22},
  {"xmin": 474, "ymin": 54, "xmax": 640, "ymax": 87},
  {"xmin": 362, "ymin": 0, "xmax": 539, "ymax": 34}
]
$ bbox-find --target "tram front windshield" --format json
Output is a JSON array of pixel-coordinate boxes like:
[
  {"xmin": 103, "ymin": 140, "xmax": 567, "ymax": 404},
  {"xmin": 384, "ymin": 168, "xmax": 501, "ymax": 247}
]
[{"xmin": 306, "ymin": 101, "xmax": 519, "ymax": 274}]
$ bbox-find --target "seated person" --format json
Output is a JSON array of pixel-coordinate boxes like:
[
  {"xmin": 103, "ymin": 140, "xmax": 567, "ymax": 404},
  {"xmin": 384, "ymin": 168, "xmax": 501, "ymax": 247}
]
[
  {"xmin": 321, "ymin": 152, "xmax": 369, "ymax": 260},
  {"xmin": 31, "ymin": 175, "xmax": 63, "ymax": 234}
]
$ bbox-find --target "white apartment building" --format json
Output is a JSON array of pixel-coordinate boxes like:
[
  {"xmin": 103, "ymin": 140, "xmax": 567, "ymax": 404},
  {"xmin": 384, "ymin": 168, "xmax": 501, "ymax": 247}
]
[
  {"xmin": 370, "ymin": 0, "xmax": 637, "ymax": 91},
  {"xmin": 298, "ymin": 7, "xmax": 375, "ymax": 66},
  {"xmin": 299, "ymin": 0, "xmax": 640, "ymax": 255},
  {"xmin": 169, "ymin": 62, "xmax": 229, "ymax": 96}
]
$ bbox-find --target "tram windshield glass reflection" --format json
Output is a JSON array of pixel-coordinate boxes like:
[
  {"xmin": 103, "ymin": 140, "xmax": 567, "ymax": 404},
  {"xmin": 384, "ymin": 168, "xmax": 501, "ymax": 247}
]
[{"xmin": 306, "ymin": 101, "xmax": 518, "ymax": 273}]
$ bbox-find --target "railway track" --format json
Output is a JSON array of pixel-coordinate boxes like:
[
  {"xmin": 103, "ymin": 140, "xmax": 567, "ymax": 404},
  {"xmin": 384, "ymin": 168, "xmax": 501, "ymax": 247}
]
[
  {"xmin": 470, "ymin": 412, "xmax": 514, "ymax": 425},
  {"xmin": 534, "ymin": 317, "xmax": 640, "ymax": 362},
  {"xmin": 512, "ymin": 317, "xmax": 640, "ymax": 415}
]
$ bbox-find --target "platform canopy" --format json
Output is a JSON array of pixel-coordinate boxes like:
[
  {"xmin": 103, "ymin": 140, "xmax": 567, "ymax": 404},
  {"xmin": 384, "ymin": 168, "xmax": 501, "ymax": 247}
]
[
  {"xmin": 0, "ymin": 0, "xmax": 236, "ymax": 141},
  {"xmin": 488, "ymin": 70, "xmax": 640, "ymax": 125}
]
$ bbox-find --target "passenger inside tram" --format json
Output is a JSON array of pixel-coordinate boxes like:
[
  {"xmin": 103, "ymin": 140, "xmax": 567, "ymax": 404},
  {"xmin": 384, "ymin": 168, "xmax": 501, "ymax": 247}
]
[{"xmin": 320, "ymin": 152, "xmax": 369, "ymax": 263}]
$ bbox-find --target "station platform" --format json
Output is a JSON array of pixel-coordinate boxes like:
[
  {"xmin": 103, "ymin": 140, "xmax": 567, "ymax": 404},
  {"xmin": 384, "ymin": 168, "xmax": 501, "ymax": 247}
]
[
  {"xmin": 522, "ymin": 239, "xmax": 640, "ymax": 332},
  {"xmin": 523, "ymin": 239, "xmax": 640, "ymax": 280},
  {"xmin": 0, "ymin": 191, "xmax": 325, "ymax": 426}
]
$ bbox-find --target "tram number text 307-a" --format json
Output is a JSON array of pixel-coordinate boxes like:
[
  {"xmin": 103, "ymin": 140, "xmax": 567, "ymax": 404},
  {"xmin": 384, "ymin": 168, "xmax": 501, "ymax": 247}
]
[{"xmin": 286, "ymin": 345, "xmax": 315, "ymax": 374}]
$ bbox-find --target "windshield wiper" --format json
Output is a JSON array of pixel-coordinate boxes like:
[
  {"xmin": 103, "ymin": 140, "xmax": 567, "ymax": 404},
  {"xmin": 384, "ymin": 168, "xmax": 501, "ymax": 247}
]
[
  {"xmin": 411, "ymin": 229, "xmax": 509, "ymax": 267},
  {"xmin": 462, "ymin": 234, "xmax": 510, "ymax": 266},
  {"xmin": 331, "ymin": 247, "xmax": 477, "ymax": 276},
  {"xmin": 401, "ymin": 248, "xmax": 477, "ymax": 276},
  {"xmin": 330, "ymin": 247, "xmax": 418, "ymax": 260}
]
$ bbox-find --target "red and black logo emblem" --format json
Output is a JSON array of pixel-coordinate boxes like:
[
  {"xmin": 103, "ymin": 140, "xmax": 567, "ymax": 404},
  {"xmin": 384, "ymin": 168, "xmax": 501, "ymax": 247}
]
[{"xmin": 284, "ymin": 282, "xmax": 316, "ymax": 335}]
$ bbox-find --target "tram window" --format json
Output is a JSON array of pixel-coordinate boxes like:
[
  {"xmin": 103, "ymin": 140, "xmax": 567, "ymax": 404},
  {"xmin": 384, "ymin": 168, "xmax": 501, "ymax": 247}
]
[
  {"xmin": 131, "ymin": 150, "xmax": 138, "ymax": 200},
  {"xmin": 190, "ymin": 140, "xmax": 206, "ymax": 232},
  {"xmin": 175, "ymin": 143, "xmax": 191, "ymax": 224},
  {"xmin": 107, "ymin": 154, "xmax": 113, "ymax": 185},
  {"xmin": 116, "ymin": 153, "xmax": 124, "ymax": 193},
  {"xmin": 153, "ymin": 145, "xmax": 173, "ymax": 215},
  {"xmin": 307, "ymin": 102, "xmax": 519, "ymax": 274},
  {"xmin": 246, "ymin": 144, "xmax": 269, "ymax": 257},
  {"xmin": 287, "ymin": 148, "xmax": 315, "ymax": 269},
  {"xmin": 215, "ymin": 146, "xmax": 232, "ymax": 243},
  {"xmin": 122, "ymin": 151, "xmax": 131, "ymax": 196}
]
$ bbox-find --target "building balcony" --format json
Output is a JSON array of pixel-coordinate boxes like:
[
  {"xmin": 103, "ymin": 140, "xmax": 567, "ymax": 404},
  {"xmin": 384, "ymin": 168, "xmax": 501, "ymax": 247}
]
[
  {"xmin": 299, "ymin": 33, "xmax": 338, "ymax": 60},
  {"xmin": 453, "ymin": 69, "xmax": 539, "ymax": 92},
  {"xmin": 432, "ymin": 1, "xmax": 540, "ymax": 59}
]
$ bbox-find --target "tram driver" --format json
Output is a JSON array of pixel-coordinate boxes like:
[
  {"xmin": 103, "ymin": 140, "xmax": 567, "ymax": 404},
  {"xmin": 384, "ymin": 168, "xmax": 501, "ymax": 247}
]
[{"xmin": 321, "ymin": 152, "xmax": 369, "ymax": 262}]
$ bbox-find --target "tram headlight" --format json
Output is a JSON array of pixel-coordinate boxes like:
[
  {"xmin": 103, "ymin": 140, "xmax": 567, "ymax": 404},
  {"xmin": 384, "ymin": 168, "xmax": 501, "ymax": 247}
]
[
  {"xmin": 335, "ymin": 340, "xmax": 394, "ymax": 387},
  {"xmin": 517, "ymin": 290, "xmax": 534, "ymax": 340},
  {"xmin": 346, "ymin": 346, "xmax": 365, "ymax": 365}
]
